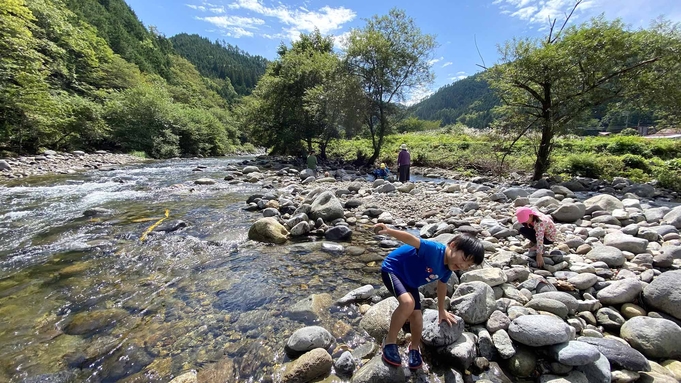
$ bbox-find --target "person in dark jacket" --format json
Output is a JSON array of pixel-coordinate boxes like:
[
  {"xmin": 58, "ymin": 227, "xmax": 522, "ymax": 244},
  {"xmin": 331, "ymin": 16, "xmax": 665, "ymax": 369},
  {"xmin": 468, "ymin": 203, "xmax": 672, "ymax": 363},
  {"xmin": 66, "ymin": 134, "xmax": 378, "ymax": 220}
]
[{"xmin": 397, "ymin": 144, "xmax": 411, "ymax": 182}]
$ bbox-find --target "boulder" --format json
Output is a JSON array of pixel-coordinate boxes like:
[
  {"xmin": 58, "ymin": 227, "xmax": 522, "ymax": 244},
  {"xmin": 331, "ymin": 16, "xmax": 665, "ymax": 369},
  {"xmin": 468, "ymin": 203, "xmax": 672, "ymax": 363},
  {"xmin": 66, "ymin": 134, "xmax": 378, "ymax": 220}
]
[
  {"xmin": 577, "ymin": 337, "xmax": 650, "ymax": 372},
  {"xmin": 309, "ymin": 191, "xmax": 344, "ymax": 222},
  {"xmin": 508, "ymin": 315, "xmax": 572, "ymax": 347},
  {"xmin": 596, "ymin": 278, "xmax": 643, "ymax": 306},
  {"xmin": 450, "ymin": 282, "xmax": 496, "ymax": 324},
  {"xmin": 643, "ymin": 270, "xmax": 681, "ymax": 320},
  {"xmin": 248, "ymin": 217, "xmax": 289, "ymax": 244},
  {"xmin": 585, "ymin": 246, "xmax": 625, "ymax": 268},
  {"xmin": 551, "ymin": 203, "xmax": 586, "ymax": 223},
  {"xmin": 421, "ymin": 309, "xmax": 465, "ymax": 347},
  {"xmin": 282, "ymin": 348, "xmax": 333, "ymax": 383},
  {"xmin": 620, "ymin": 316, "xmax": 681, "ymax": 359},
  {"xmin": 285, "ymin": 326, "xmax": 335, "ymax": 355},
  {"xmin": 584, "ymin": 194, "xmax": 623, "ymax": 213},
  {"xmin": 603, "ymin": 232, "xmax": 648, "ymax": 254}
]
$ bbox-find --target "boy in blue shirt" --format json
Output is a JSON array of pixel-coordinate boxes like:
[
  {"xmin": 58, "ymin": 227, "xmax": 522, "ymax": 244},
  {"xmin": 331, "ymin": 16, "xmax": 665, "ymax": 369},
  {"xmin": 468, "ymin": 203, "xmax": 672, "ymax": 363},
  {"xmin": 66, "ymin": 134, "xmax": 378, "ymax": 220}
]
[{"xmin": 374, "ymin": 223, "xmax": 485, "ymax": 370}]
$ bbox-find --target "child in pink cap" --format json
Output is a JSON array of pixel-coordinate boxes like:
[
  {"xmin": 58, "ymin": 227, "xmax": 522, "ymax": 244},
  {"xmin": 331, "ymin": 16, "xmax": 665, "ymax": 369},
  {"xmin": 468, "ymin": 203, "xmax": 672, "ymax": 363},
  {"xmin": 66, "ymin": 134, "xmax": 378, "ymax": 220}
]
[{"xmin": 515, "ymin": 207, "xmax": 557, "ymax": 268}]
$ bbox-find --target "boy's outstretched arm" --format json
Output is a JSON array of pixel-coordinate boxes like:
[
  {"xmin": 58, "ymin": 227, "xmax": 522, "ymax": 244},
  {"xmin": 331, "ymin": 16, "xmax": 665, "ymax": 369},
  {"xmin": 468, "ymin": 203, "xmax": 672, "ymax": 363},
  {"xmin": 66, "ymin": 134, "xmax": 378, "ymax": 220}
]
[
  {"xmin": 437, "ymin": 280, "xmax": 458, "ymax": 325},
  {"xmin": 374, "ymin": 223, "xmax": 420, "ymax": 249}
]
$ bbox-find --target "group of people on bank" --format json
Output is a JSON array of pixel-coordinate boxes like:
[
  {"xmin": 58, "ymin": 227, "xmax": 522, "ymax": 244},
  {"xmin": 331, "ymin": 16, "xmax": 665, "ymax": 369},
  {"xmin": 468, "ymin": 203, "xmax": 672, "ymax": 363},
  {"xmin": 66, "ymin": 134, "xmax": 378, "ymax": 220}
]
[{"xmin": 306, "ymin": 143, "xmax": 412, "ymax": 182}]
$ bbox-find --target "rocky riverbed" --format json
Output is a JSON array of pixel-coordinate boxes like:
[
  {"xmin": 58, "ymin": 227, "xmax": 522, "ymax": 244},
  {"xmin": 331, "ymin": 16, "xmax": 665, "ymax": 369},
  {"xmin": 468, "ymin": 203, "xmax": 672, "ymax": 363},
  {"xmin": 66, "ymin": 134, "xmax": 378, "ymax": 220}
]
[
  {"xmin": 0, "ymin": 150, "xmax": 147, "ymax": 180},
  {"xmin": 172, "ymin": 157, "xmax": 681, "ymax": 383}
]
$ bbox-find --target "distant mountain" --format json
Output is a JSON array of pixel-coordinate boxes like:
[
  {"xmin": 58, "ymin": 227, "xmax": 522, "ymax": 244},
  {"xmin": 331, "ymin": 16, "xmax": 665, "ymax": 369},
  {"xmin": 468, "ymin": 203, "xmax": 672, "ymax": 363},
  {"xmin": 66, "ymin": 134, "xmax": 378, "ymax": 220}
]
[
  {"xmin": 170, "ymin": 34, "xmax": 268, "ymax": 96},
  {"xmin": 412, "ymin": 73, "xmax": 499, "ymax": 128}
]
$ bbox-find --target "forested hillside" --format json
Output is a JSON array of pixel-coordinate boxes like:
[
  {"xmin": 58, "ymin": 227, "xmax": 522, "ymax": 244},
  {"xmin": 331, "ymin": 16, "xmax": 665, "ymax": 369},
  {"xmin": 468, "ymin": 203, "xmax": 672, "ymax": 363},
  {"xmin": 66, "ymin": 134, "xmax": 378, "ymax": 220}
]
[
  {"xmin": 0, "ymin": 0, "xmax": 248, "ymax": 157},
  {"xmin": 411, "ymin": 73, "xmax": 499, "ymax": 128},
  {"xmin": 171, "ymin": 33, "xmax": 268, "ymax": 96}
]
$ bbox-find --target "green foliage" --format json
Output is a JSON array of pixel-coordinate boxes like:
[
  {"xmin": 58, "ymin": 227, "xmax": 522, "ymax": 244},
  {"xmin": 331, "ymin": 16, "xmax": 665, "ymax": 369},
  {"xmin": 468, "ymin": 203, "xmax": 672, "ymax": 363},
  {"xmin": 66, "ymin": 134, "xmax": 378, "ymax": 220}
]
[
  {"xmin": 411, "ymin": 73, "xmax": 498, "ymax": 128},
  {"xmin": 345, "ymin": 8, "xmax": 437, "ymax": 163},
  {"xmin": 605, "ymin": 136, "xmax": 650, "ymax": 156},
  {"xmin": 128, "ymin": 150, "xmax": 147, "ymax": 158},
  {"xmin": 394, "ymin": 117, "xmax": 440, "ymax": 133},
  {"xmin": 619, "ymin": 128, "xmax": 640, "ymax": 136},
  {"xmin": 555, "ymin": 155, "xmax": 605, "ymax": 178},
  {"xmin": 170, "ymin": 33, "xmax": 268, "ymax": 96},
  {"xmin": 621, "ymin": 154, "xmax": 651, "ymax": 172}
]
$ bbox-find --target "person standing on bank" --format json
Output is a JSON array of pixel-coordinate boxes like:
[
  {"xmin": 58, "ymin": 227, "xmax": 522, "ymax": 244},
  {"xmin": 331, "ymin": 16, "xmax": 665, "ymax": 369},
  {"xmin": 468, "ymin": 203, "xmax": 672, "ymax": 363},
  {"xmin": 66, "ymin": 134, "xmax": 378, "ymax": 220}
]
[
  {"xmin": 515, "ymin": 207, "xmax": 557, "ymax": 268},
  {"xmin": 306, "ymin": 150, "xmax": 318, "ymax": 177},
  {"xmin": 397, "ymin": 144, "xmax": 411, "ymax": 182}
]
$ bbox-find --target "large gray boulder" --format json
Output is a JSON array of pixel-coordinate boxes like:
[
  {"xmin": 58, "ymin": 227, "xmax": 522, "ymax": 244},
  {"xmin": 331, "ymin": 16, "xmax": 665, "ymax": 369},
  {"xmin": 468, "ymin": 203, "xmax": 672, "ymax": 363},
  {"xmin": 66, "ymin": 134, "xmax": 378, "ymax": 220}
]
[
  {"xmin": 450, "ymin": 282, "xmax": 496, "ymax": 324},
  {"xmin": 584, "ymin": 194, "xmax": 623, "ymax": 213},
  {"xmin": 603, "ymin": 232, "xmax": 648, "ymax": 254},
  {"xmin": 551, "ymin": 203, "xmax": 586, "ymax": 223},
  {"xmin": 585, "ymin": 246, "xmax": 625, "ymax": 268},
  {"xmin": 661, "ymin": 206, "xmax": 681, "ymax": 229},
  {"xmin": 421, "ymin": 309, "xmax": 464, "ymax": 347},
  {"xmin": 351, "ymin": 354, "xmax": 406, "ymax": 383},
  {"xmin": 0, "ymin": 160, "xmax": 11, "ymax": 171},
  {"xmin": 596, "ymin": 278, "xmax": 643, "ymax": 306},
  {"xmin": 459, "ymin": 268, "xmax": 507, "ymax": 287},
  {"xmin": 620, "ymin": 316, "xmax": 681, "ymax": 359},
  {"xmin": 309, "ymin": 191, "xmax": 344, "ymax": 222},
  {"xmin": 359, "ymin": 297, "xmax": 398, "ymax": 342},
  {"xmin": 643, "ymin": 270, "xmax": 681, "ymax": 320},
  {"xmin": 577, "ymin": 337, "xmax": 650, "ymax": 372},
  {"xmin": 285, "ymin": 326, "xmax": 335, "ymax": 354},
  {"xmin": 508, "ymin": 315, "xmax": 572, "ymax": 347},
  {"xmin": 282, "ymin": 348, "xmax": 333, "ymax": 383}
]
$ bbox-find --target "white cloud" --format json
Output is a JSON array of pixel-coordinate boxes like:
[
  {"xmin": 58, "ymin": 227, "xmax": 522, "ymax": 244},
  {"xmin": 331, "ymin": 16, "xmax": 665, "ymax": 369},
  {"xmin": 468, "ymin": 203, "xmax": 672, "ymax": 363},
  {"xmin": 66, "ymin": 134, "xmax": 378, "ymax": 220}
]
[
  {"xmin": 403, "ymin": 85, "xmax": 434, "ymax": 106},
  {"xmin": 227, "ymin": 0, "xmax": 356, "ymax": 36},
  {"xmin": 428, "ymin": 56, "xmax": 444, "ymax": 65},
  {"xmin": 442, "ymin": 62, "xmax": 453, "ymax": 67},
  {"xmin": 493, "ymin": 0, "xmax": 681, "ymax": 28},
  {"xmin": 333, "ymin": 31, "xmax": 352, "ymax": 50},
  {"xmin": 198, "ymin": 15, "xmax": 265, "ymax": 38}
]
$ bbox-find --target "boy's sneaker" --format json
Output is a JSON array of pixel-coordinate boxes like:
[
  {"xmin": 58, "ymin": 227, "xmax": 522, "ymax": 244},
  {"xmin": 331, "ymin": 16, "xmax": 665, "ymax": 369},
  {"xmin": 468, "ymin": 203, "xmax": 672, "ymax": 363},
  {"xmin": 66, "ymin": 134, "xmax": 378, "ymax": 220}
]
[
  {"xmin": 408, "ymin": 348, "xmax": 422, "ymax": 370},
  {"xmin": 382, "ymin": 344, "xmax": 401, "ymax": 366}
]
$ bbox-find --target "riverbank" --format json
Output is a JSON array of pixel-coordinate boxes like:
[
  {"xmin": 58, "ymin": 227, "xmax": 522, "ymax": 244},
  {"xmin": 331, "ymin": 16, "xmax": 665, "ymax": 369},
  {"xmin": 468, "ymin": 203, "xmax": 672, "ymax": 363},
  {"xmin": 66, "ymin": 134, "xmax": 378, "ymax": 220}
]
[
  {"xmin": 231, "ymin": 156, "xmax": 681, "ymax": 383},
  {"xmin": 0, "ymin": 150, "xmax": 148, "ymax": 180}
]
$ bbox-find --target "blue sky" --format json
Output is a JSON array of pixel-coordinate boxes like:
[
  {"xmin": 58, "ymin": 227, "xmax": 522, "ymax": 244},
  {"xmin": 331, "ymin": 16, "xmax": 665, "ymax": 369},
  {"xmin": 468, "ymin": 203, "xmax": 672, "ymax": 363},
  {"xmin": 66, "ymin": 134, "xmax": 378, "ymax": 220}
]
[{"xmin": 126, "ymin": 0, "xmax": 681, "ymax": 104}]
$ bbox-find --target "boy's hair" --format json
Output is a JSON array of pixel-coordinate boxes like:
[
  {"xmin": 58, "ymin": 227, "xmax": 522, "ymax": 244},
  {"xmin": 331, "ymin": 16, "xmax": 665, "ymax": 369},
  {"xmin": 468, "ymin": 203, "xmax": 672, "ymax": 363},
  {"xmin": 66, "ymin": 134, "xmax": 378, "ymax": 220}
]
[{"xmin": 448, "ymin": 234, "xmax": 485, "ymax": 265}]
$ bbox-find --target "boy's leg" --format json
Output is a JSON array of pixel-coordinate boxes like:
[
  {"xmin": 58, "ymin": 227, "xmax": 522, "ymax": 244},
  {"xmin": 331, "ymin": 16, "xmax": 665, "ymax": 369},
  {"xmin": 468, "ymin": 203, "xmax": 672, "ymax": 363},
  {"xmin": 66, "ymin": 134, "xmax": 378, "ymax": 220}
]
[
  {"xmin": 381, "ymin": 272, "xmax": 415, "ymax": 345},
  {"xmin": 408, "ymin": 309, "xmax": 423, "ymax": 350}
]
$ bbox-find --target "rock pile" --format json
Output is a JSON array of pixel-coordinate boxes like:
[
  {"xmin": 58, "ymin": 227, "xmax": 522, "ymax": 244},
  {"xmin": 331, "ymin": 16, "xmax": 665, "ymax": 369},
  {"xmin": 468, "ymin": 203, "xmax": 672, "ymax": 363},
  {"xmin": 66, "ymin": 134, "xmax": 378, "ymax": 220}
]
[
  {"xmin": 0, "ymin": 150, "xmax": 145, "ymax": 179},
  {"xmin": 202, "ymin": 158, "xmax": 681, "ymax": 383}
]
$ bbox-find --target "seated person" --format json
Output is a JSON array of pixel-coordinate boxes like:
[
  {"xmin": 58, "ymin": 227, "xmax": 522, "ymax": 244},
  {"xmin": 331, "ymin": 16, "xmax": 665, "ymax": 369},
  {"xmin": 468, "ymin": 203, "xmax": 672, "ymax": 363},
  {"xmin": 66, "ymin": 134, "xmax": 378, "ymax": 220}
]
[{"xmin": 372, "ymin": 163, "xmax": 391, "ymax": 180}]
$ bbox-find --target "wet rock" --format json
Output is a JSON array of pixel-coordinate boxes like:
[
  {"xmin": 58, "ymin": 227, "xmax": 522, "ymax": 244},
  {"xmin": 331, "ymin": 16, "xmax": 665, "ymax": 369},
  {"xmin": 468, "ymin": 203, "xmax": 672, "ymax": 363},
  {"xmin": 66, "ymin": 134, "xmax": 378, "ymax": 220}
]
[
  {"xmin": 620, "ymin": 316, "xmax": 681, "ymax": 359},
  {"xmin": 100, "ymin": 344, "xmax": 153, "ymax": 382},
  {"xmin": 507, "ymin": 315, "xmax": 572, "ymax": 347},
  {"xmin": 337, "ymin": 285, "xmax": 374, "ymax": 305},
  {"xmin": 248, "ymin": 217, "xmax": 289, "ymax": 244},
  {"xmin": 282, "ymin": 348, "xmax": 333, "ymax": 383},
  {"xmin": 287, "ymin": 294, "xmax": 333, "ymax": 322},
  {"xmin": 334, "ymin": 351, "xmax": 356, "ymax": 376},
  {"xmin": 83, "ymin": 207, "xmax": 113, "ymax": 217},
  {"xmin": 351, "ymin": 353, "xmax": 406, "ymax": 383},
  {"xmin": 290, "ymin": 221, "xmax": 311, "ymax": 236},
  {"xmin": 440, "ymin": 332, "xmax": 477, "ymax": 370},
  {"xmin": 505, "ymin": 346, "xmax": 535, "ymax": 377},
  {"xmin": 21, "ymin": 371, "xmax": 77, "ymax": 383},
  {"xmin": 194, "ymin": 178, "xmax": 216, "ymax": 185},
  {"xmin": 285, "ymin": 326, "xmax": 335, "ymax": 355},
  {"xmin": 0, "ymin": 160, "xmax": 11, "ymax": 171},
  {"xmin": 169, "ymin": 370, "xmax": 197, "ymax": 383},
  {"xmin": 64, "ymin": 308, "xmax": 129, "ymax": 336},
  {"xmin": 325, "ymin": 226, "xmax": 352, "ymax": 241},
  {"xmin": 155, "ymin": 220, "xmax": 187, "ymax": 233}
]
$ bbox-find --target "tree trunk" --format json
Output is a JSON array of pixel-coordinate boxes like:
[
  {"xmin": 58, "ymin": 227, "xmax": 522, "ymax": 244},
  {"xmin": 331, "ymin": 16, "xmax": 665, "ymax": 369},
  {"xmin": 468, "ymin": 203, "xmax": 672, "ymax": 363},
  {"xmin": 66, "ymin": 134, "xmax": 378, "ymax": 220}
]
[{"xmin": 533, "ymin": 122, "xmax": 554, "ymax": 181}]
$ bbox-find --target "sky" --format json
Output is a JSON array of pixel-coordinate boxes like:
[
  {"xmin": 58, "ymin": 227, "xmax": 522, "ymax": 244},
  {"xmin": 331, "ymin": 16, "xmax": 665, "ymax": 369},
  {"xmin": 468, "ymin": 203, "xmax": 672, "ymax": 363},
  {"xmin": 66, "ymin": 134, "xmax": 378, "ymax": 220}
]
[{"xmin": 125, "ymin": 0, "xmax": 681, "ymax": 104}]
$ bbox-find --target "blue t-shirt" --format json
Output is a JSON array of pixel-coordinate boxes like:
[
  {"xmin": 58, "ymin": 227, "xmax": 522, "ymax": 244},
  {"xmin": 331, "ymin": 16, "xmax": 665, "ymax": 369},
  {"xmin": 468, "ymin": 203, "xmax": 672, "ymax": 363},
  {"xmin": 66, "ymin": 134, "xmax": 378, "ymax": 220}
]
[{"xmin": 381, "ymin": 239, "xmax": 452, "ymax": 288}]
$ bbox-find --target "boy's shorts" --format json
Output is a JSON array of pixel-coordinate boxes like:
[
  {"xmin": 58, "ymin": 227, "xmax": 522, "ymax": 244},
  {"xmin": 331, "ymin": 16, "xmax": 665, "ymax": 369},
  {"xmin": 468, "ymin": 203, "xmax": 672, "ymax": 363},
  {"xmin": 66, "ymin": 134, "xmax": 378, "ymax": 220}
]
[{"xmin": 381, "ymin": 271, "xmax": 421, "ymax": 310}]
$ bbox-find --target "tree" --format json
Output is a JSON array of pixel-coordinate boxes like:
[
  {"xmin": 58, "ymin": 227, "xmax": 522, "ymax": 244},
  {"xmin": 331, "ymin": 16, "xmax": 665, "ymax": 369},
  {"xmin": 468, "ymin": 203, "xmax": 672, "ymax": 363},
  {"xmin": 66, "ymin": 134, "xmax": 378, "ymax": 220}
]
[
  {"xmin": 345, "ymin": 8, "xmax": 437, "ymax": 164},
  {"xmin": 242, "ymin": 30, "xmax": 351, "ymax": 155},
  {"xmin": 485, "ymin": 1, "xmax": 681, "ymax": 180}
]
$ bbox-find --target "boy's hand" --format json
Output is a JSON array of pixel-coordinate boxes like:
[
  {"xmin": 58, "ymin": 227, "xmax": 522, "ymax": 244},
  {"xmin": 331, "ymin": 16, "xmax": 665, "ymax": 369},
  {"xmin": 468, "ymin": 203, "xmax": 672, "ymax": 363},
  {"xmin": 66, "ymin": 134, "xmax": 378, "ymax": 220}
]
[
  {"xmin": 373, "ymin": 223, "xmax": 389, "ymax": 235},
  {"xmin": 439, "ymin": 310, "xmax": 458, "ymax": 326}
]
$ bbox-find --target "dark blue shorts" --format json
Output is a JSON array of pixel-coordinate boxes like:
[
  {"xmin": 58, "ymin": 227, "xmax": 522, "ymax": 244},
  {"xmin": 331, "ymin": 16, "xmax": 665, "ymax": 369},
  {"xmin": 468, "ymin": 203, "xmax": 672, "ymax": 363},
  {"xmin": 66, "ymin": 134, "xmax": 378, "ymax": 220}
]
[{"xmin": 381, "ymin": 271, "xmax": 421, "ymax": 310}]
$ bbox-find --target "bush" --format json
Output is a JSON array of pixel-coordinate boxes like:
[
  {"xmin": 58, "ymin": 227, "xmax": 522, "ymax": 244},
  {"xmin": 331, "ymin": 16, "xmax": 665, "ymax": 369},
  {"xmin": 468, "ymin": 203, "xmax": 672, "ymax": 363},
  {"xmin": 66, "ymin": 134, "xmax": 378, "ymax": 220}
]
[
  {"xmin": 128, "ymin": 150, "xmax": 147, "ymax": 158},
  {"xmin": 656, "ymin": 169, "xmax": 681, "ymax": 192},
  {"xmin": 619, "ymin": 128, "xmax": 639, "ymax": 136},
  {"xmin": 606, "ymin": 137, "xmax": 650, "ymax": 156},
  {"xmin": 621, "ymin": 154, "xmax": 650, "ymax": 172},
  {"xmin": 556, "ymin": 154, "xmax": 607, "ymax": 178}
]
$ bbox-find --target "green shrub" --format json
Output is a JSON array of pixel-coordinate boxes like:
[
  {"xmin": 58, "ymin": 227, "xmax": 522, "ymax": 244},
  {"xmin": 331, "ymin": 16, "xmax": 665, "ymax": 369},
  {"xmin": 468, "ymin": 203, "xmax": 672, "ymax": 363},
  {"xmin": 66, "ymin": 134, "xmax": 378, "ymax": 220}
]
[
  {"xmin": 621, "ymin": 154, "xmax": 650, "ymax": 172},
  {"xmin": 619, "ymin": 128, "xmax": 639, "ymax": 136},
  {"xmin": 128, "ymin": 150, "xmax": 147, "ymax": 158},
  {"xmin": 606, "ymin": 137, "xmax": 650, "ymax": 156},
  {"xmin": 656, "ymin": 169, "xmax": 681, "ymax": 192},
  {"xmin": 558, "ymin": 154, "xmax": 603, "ymax": 178}
]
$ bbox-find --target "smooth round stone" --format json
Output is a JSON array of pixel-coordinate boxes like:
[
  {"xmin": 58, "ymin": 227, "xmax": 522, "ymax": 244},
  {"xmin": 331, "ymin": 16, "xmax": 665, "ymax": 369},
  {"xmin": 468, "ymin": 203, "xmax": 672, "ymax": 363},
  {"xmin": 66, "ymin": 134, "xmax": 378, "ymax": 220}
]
[
  {"xmin": 621, "ymin": 303, "xmax": 647, "ymax": 319},
  {"xmin": 550, "ymin": 341, "xmax": 601, "ymax": 366},
  {"xmin": 568, "ymin": 273, "xmax": 598, "ymax": 290},
  {"xmin": 508, "ymin": 315, "xmax": 572, "ymax": 347}
]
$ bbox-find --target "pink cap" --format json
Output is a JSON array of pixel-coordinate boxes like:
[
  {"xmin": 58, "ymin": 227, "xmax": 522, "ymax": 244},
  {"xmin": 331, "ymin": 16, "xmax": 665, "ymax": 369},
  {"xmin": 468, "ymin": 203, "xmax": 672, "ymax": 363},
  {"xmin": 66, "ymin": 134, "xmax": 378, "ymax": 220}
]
[{"xmin": 516, "ymin": 207, "xmax": 535, "ymax": 223}]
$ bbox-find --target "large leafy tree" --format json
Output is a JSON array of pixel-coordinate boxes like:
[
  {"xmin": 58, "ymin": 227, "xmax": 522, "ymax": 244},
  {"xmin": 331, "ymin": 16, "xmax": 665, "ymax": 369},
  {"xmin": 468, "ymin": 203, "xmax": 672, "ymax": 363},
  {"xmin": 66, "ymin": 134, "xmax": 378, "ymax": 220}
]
[
  {"xmin": 242, "ymin": 30, "xmax": 355, "ymax": 156},
  {"xmin": 345, "ymin": 8, "xmax": 437, "ymax": 164},
  {"xmin": 485, "ymin": 1, "xmax": 681, "ymax": 180}
]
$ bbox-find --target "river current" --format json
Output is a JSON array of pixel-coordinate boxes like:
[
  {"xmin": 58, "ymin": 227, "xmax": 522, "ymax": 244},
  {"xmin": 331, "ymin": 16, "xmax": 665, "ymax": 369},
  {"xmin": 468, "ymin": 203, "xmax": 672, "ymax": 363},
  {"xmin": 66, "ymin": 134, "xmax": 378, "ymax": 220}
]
[{"xmin": 0, "ymin": 158, "xmax": 379, "ymax": 382}]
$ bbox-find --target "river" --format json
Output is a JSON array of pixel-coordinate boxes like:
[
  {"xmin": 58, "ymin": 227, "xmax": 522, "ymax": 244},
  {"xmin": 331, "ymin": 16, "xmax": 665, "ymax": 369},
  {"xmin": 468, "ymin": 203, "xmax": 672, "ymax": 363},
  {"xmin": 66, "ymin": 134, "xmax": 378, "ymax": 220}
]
[{"xmin": 0, "ymin": 157, "xmax": 380, "ymax": 382}]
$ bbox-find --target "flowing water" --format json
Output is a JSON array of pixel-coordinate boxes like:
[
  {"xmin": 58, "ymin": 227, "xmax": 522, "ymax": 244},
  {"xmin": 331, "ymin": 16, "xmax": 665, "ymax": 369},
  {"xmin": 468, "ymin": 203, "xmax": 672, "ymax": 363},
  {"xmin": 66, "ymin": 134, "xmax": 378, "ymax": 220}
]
[{"xmin": 0, "ymin": 158, "xmax": 381, "ymax": 382}]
